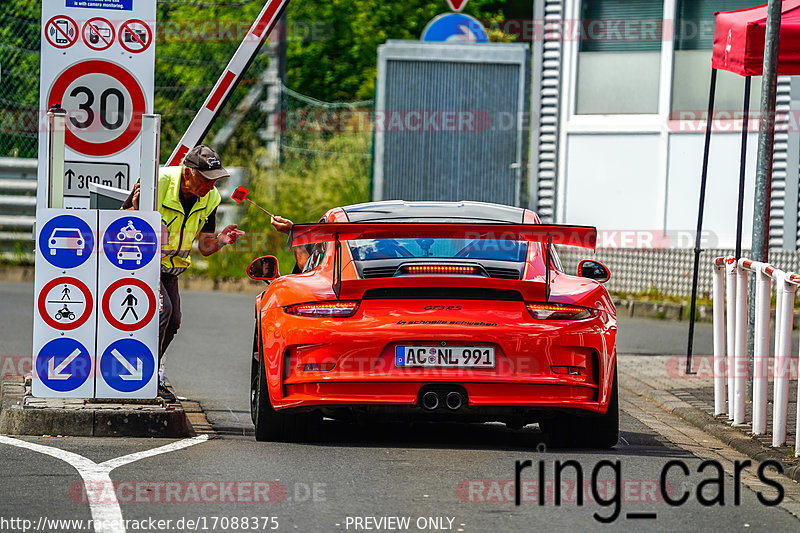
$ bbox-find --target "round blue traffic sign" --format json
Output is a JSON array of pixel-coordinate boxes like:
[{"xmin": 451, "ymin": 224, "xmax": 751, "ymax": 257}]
[
  {"xmin": 100, "ymin": 339, "xmax": 155, "ymax": 393},
  {"xmin": 422, "ymin": 13, "xmax": 489, "ymax": 43},
  {"xmin": 35, "ymin": 338, "xmax": 92, "ymax": 392},
  {"xmin": 38, "ymin": 215, "xmax": 94, "ymax": 269},
  {"xmin": 103, "ymin": 216, "xmax": 158, "ymax": 270}
]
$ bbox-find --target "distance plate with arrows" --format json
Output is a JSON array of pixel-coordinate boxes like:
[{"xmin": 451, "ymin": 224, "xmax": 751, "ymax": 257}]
[{"xmin": 64, "ymin": 162, "xmax": 130, "ymax": 198}]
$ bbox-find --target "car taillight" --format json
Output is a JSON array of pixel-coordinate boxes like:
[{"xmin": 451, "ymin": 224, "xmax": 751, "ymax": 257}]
[
  {"xmin": 525, "ymin": 302, "xmax": 598, "ymax": 320},
  {"xmin": 404, "ymin": 265, "xmax": 477, "ymax": 275},
  {"xmin": 284, "ymin": 301, "xmax": 360, "ymax": 318}
]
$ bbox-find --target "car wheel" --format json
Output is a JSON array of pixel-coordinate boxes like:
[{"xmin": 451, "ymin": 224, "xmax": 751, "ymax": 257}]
[
  {"xmin": 541, "ymin": 365, "xmax": 619, "ymax": 449},
  {"xmin": 251, "ymin": 321, "xmax": 320, "ymax": 443}
]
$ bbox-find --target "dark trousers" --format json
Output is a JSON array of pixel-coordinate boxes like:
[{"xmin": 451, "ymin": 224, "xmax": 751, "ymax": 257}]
[{"xmin": 159, "ymin": 273, "xmax": 181, "ymax": 363}]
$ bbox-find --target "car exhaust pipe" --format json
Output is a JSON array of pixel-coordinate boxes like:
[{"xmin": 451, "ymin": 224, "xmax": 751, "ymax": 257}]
[
  {"xmin": 421, "ymin": 391, "xmax": 439, "ymax": 411},
  {"xmin": 445, "ymin": 391, "xmax": 463, "ymax": 411}
]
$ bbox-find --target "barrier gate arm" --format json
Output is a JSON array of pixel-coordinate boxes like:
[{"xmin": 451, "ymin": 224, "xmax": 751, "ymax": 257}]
[{"xmin": 166, "ymin": 0, "xmax": 291, "ymax": 166}]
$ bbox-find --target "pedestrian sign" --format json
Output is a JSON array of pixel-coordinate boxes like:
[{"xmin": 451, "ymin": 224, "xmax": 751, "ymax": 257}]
[
  {"xmin": 101, "ymin": 278, "xmax": 157, "ymax": 332},
  {"xmin": 98, "ymin": 339, "xmax": 156, "ymax": 394},
  {"xmin": 34, "ymin": 338, "xmax": 93, "ymax": 395},
  {"xmin": 38, "ymin": 214, "xmax": 95, "ymax": 269},
  {"xmin": 102, "ymin": 215, "xmax": 159, "ymax": 270}
]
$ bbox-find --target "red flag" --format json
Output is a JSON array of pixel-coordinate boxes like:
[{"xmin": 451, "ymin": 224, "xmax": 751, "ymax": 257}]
[{"xmin": 447, "ymin": 0, "xmax": 468, "ymax": 12}]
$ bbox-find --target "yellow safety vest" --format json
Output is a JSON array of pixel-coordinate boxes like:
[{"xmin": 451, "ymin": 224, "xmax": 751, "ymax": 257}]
[{"xmin": 158, "ymin": 165, "xmax": 221, "ymax": 275}]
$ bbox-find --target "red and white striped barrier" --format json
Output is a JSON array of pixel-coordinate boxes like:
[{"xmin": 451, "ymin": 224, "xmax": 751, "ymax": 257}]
[{"xmin": 712, "ymin": 257, "xmax": 799, "ymax": 454}]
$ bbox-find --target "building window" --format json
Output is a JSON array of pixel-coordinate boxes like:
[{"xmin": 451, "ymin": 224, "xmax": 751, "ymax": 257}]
[
  {"xmin": 671, "ymin": 0, "xmax": 763, "ymax": 118},
  {"xmin": 576, "ymin": 0, "xmax": 664, "ymax": 114}
]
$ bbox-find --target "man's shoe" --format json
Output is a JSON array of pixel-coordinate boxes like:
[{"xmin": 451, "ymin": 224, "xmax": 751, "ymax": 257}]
[{"xmin": 158, "ymin": 383, "xmax": 176, "ymax": 402}]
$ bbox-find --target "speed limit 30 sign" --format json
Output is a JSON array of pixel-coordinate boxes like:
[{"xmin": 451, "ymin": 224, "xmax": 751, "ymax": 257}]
[
  {"xmin": 48, "ymin": 60, "xmax": 147, "ymax": 157},
  {"xmin": 37, "ymin": 1, "xmax": 156, "ymax": 209}
]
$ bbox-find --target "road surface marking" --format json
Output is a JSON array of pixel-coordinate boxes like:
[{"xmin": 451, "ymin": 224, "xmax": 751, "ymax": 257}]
[{"xmin": 0, "ymin": 434, "xmax": 209, "ymax": 533}]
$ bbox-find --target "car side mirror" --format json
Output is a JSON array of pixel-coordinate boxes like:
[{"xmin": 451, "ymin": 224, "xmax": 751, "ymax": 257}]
[
  {"xmin": 247, "ymin": 256, "xmax": 280, "ymax": 282},
  {"xmin": 577, "ymin": 260, "xmax": 610, "ymax": 283}
]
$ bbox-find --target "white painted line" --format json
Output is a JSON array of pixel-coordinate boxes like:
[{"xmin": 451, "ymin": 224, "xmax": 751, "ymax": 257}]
[{"xmin": 0, "ymin": 434, "xmax": 209, "ymax": 533}]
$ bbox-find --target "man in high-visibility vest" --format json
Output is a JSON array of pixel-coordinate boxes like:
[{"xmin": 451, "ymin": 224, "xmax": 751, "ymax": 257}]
[{"xmin": 123, "ymin": 145, "xmax": 244, "ymax": 400}]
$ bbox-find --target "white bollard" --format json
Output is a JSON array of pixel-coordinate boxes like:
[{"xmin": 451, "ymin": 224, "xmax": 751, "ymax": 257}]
[
  {"xmin": 733, "ymin": 260, "xmax": 748, "ymax": 425},
  {"xmin": 725, "ymin": 260, "xmax": 737, "ymax": 421},
  {"xmin": 750, "ymin": 262, "xmax": 772, "ymax": 435},
  {"xmin": 712, "ymin": 260, "xmax": 727, "ymax": 416},
  {"xmin": 139, "ymin": 114, "xmax": 161, "ymax": 212},
  {"xmin": 773, "ymin": 272, "xmax": 796, "ymax": 446}
]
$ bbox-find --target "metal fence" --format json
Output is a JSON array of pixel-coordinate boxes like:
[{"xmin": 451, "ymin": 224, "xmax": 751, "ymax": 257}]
[{"xmin": 560, "ymin": 248, "xmax": 800, "ymax": 299}]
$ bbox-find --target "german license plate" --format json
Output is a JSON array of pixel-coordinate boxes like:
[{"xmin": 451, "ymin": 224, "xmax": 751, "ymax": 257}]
[{"xmin": 395, "ymin": 346, "xmax": 495, "ymax": 368}]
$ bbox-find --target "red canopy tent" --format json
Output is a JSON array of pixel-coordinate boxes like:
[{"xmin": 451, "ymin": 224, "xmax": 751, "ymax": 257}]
[
  {"xmin": 687, "ymin": 1, "xmax": 800, "ymax": 372},
  {"xmin": 712, "ymin": 0, "xmax": 800, "ymax": 75}
]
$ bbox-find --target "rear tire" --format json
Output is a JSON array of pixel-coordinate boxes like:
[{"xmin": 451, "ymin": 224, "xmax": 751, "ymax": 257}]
[
  {"xmin": 251, "ymin": 322, "xmax": 319, "ymax": 442},
  {"xmin": 542, "ymin": 365, "xmax": 619, "ymax": 449}
]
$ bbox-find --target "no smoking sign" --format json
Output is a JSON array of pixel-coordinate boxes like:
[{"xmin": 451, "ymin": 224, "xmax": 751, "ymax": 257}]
[{"xmin": 48, "ymin": 60, "xmax": 146, "ymax": 157}]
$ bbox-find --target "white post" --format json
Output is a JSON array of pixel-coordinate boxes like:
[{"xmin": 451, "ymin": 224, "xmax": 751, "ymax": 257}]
[
  {"xmin": 725, "ymin": 260, "xmax": 737, "ymax": 420},
  {"xmin": 139, "ymin": 114, "xmax": 161, "ymax": 212},
  {"xmin": 773, "ymin": 272, "xmax": 795, "ymax": 446},
  {"xmin": 733, "ymin": 260, "xmax": 748, "ymax": 425},
  {"xmin": 751, "ymin": 263, "xmax": 771, "ymax": 434},
  {"xmin": 46, "ymin": 108, "xmax": 67, "ymax": 209},
  {"xmin": 712, "ymin": 260, "xmax": 727, "ymax": 416}
]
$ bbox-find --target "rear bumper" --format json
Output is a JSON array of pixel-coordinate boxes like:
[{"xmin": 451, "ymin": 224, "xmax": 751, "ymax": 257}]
[{"xmin": 278, "ymin": 381, "xmax": 604, "ymax": 414}]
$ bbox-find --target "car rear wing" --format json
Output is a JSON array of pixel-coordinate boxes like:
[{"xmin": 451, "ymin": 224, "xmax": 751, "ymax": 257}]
[
  {"xmin": 288, "ymin": 223, "xmax": 597, "ymax": 301},
  {"xmin": 289, "ymin": 223, "xmax": 597, "ymax": 250}
]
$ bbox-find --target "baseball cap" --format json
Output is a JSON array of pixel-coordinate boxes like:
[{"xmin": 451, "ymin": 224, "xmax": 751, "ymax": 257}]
[{"xmin": 183, "ymin": 145, "xmax": 230, "ymax": 180}]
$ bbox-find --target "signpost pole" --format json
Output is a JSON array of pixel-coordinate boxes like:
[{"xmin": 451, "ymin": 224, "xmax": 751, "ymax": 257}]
[
  {"xmin": 748, "ymin": 0, "xmax": 783, "ymax": 391},
  {"xmin": 46, "ymin": 107, "xmax": 67, "ymax": 209},
  {"xmin": 139, "ymin": 114, "xmax": 161, "ymax": 211}
]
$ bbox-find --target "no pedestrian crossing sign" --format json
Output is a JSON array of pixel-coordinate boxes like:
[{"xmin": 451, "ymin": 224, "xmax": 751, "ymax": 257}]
[{"xmin": 37, "ymin": 0, "xmax": 156, "ymax": 209}]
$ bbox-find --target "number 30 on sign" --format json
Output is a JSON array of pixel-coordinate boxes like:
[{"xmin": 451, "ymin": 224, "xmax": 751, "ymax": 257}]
[{"xmin": 48, "ymin": 60, "xmax": 146, "ymax": 158}]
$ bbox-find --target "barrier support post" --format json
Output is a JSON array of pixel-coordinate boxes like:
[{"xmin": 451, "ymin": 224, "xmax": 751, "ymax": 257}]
[
  {"xmin": 751, "ymin": 262, "xmax": 772, "ymax": 434},
  {"xmin": 733, "ymin": 260, "xmax": 748, "ymax": 425},
  {"xmin": 46, "ymin": 107, "xmax": 67, "ymax": 209},
  {"xmin": 139, "ymin": 114, "xmax": 161, "ymax": 212},
  {"xmin": 725, "ymin": 260, "xmax": 737, "ymax": 420},
  {"xmin": 712, "ymin": 259, "xmax": 727, "ymax": 416},
  {"xmin": 773, "ymin": 272, "xmax": 796, "ymax": 446}
]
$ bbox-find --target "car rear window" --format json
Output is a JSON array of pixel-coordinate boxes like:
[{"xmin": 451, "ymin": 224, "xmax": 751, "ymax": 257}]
[{"xmin": 349, "ymin": 238, "xmax": 527, "ymax": 263}]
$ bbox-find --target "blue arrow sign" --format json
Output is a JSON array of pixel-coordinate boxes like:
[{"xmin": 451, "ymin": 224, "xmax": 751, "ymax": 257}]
[
  {"xmin": 103, "ymin": 216, "xmax": 159, "ymax": 270},
  {"xmin": 100, "ymin": 339, "xmax": 155, "ymax": 392},
  {"xmin": 422, "ymin": 13, "xmax": 489, "ymax": 43},
  {"xmin": 35, "ymin": 338, "xmax": 92, "ymax": 392},
  {"xmin": 39, "ymin": 215, "xmax": 95, "ymax": 269}
]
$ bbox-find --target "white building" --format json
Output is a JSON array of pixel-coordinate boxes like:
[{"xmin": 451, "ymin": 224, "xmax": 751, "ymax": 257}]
[{"xmin": 530, "ymin": 0, "xmax": 799, "ymax": 250}]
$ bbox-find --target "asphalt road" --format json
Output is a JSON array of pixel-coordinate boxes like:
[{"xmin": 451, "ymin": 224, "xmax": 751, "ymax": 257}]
[{"xmin": 1, "ymin": 281, "xmax": 798, "ymax": 533}]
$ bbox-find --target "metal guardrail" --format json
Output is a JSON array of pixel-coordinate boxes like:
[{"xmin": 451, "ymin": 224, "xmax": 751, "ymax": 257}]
[
  {"xmin": 0, "ymin": 157, "xmax": 245, "ymax": 259},
  {"xmin": 0, "ymin": 158, "xmax": 37, "ymax": 257}
]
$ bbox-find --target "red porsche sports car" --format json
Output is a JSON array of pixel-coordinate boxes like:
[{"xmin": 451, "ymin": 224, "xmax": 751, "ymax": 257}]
[{"xmin": 248, "ymin": 201, "xmax": 617, "ymax": 447}]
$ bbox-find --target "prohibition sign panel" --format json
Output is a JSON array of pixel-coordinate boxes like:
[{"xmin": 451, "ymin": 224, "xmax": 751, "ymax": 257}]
[
  {"xmin": 119, "ymin": 19, "xmax": 153, "ymax": 54},
  {"xmin": 83, "ymin": 18, "xmax": 115, "ymax": 52},
  {"xmin": 102, "ymin": 278, "xmax": 157, "ymax": 332},
  {"xmin": 45, "ymin": 15, "xmax": 79, "ymax": 50},
  {"xmin": 38, "ymin": 276, "xmax": 94, "ymax": 331},
  {"xmin": 48, "ymin": 60, "xmax": 147, "ymax": 157}
]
